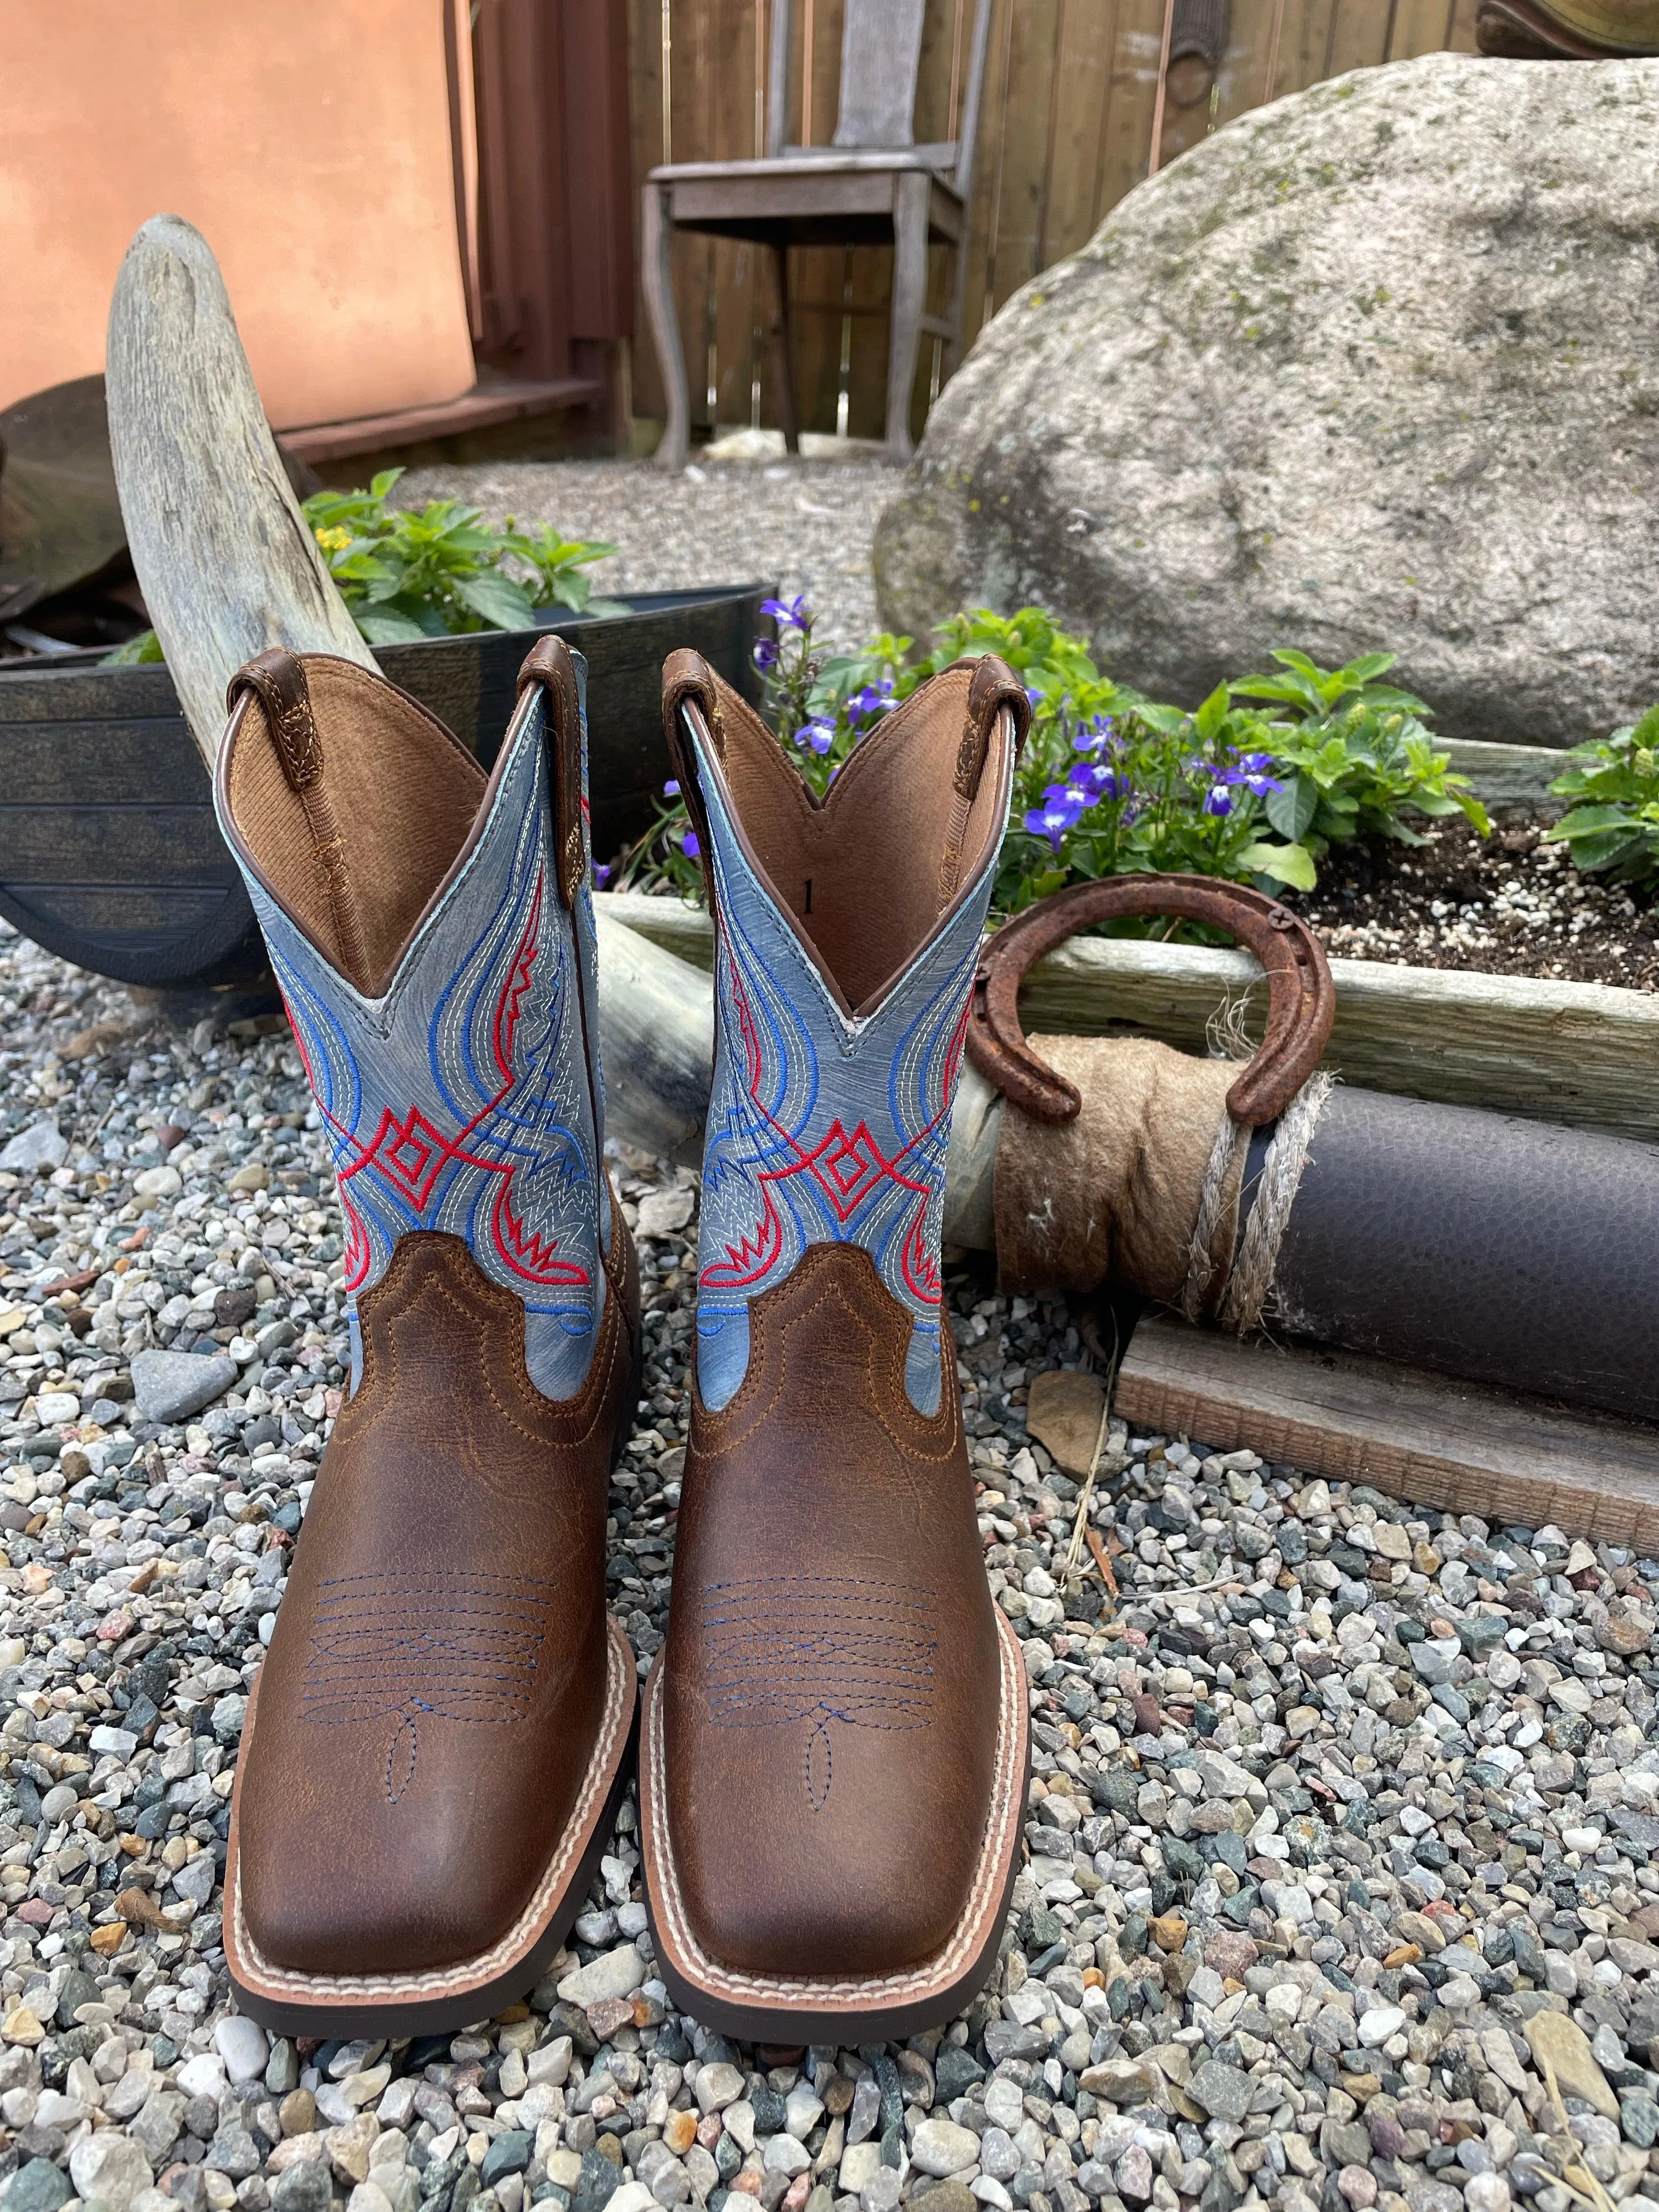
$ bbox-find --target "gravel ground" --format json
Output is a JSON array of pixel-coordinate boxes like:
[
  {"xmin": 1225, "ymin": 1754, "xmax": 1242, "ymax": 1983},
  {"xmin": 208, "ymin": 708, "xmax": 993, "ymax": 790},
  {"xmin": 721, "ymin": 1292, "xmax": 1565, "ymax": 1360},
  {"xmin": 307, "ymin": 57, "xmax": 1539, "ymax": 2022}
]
[
  {"xmin": 397, "ymin": 460, "xmax": 900, "ymax": 658},
  {"xmin": 3, "ymin": 917, "xmax": 1659, "ymax": 2212},
  {"xmin": 1, "ymin": 464, "xmax": 1657, "ymax": 2212}
]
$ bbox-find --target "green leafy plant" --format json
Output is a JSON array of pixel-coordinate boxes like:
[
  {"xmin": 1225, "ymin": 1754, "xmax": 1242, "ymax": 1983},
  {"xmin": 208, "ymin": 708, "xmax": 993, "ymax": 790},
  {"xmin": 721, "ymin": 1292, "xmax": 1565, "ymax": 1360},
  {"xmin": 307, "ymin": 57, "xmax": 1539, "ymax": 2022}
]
[
  {"xmin": 103, "ymin": 467, "xmax": 623, "ymax": 663},
  {"xmin": 1545, "ymin": 709, "xmax": 1659, "ymax": 888},
  {"xmin": 614, "ymin": 603, "xmax": 1489, "ymax": 916}
]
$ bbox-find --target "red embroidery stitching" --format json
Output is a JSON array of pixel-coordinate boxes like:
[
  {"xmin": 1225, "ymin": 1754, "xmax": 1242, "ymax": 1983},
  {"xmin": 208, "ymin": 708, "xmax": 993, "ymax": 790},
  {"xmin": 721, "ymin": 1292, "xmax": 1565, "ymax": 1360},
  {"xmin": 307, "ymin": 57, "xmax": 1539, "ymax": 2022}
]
[
  {"xmin": 700, "ymin": 953, "xmax": 942, "ymax": 1297},
  {"xmin": 318, "ymin": 865, "xmax": 589, "ymax": 1293}
]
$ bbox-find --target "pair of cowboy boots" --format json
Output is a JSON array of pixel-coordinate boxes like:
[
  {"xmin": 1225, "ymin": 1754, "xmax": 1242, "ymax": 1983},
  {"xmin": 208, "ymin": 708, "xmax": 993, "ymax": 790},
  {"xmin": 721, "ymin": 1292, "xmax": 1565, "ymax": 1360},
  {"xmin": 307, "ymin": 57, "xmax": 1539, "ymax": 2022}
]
[{"xmin": 214, "ymin": 631, "xmax": 1031, "ymax": 2042}]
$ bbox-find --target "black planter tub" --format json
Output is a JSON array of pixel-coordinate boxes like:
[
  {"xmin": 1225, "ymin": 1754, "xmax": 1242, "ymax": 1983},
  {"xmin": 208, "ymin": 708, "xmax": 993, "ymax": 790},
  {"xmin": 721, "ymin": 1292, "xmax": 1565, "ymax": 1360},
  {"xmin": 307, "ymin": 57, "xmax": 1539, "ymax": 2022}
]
[{"xmin": 0, "ymin": 583, "xmax": 769, "ymax": 988}]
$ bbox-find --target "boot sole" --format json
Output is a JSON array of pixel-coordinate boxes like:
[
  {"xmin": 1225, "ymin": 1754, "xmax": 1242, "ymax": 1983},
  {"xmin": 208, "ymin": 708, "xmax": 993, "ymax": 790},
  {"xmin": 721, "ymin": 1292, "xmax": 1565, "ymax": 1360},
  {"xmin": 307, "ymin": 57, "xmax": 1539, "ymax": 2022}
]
[
  {"xmin": 638, "ymin": 1607, "xmax": 1031, "ymax": 2044},
  {"xmin": 222, "ymin": 1266, "xmax": 648, "ymax": 2037}
]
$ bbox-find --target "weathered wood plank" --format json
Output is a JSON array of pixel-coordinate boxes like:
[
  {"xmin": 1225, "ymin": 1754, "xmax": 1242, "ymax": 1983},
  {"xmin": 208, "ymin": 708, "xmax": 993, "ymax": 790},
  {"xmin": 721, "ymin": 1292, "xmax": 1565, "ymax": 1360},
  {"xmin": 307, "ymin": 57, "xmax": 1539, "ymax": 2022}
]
[
  {"xmin": 0, "ymin": 664, "xmax": 187, "ymax": 725},
  {"xmin": 1440, "ymin": 735, "xmax": 1568, "ymax": 812},
  {"xmin": 847, "ymin": 240, "xmax": 897, "ymax": 441},
  {"xmin": 1324, "ymin": 0, "xmax": 1392, "ymax": 75},
  {"xmin": 597, "ymin": 888, "xmax": 1659, "ymax": 1144},
  {"xmin": 786, "ymin": 2, "xmax": 859, "ymax": 432},
  {"xmin": 1114, "ymin": 1314, "xmax": 1659, "ymax": 1550},
  {"xmin": 628, "ymin": 1, "xmax": 1487, "ymax": 447},
  {"xmin": 985, "ymin": 0, "xmax": 1063, "ymax": 311},
  {"xmin": 1042, "ymin": 0, "xmax": 1118, "ymax": 268},
  {"xmin": 0, "ymin": 807, "xmax": 240, "ymax": 885},
  {"xmin": 104, "ymin": 216, "xmax": 374, "ymax": 765},
  {"xmin": 1283, "ymin": 0, "xmax": 1344, "ymax": 99},
  {"xmin": 709, "ymin": 0, "xmax": 763, "ymax": 426},
  {"xmin": 1088, "ymin": 2, "xmax": 1165, "ymax": 235},
  {"xmin": 1387, "ymin": 0, "xmax": 1474, "ymax": 57},
  {"xmin": 626, "ymin": 0, "xmax": 671, "ymax": 424},
  {"xmin": 5, "ymin": 885, "xmax": 240, "ymax": 936},
  {"xmin": 1020, "ymin": 940, "xmax": 1659, "ymax": 1144},
  {"xmin": 0, "ymin": 722, "xmax": 211, "ymax": 806}
]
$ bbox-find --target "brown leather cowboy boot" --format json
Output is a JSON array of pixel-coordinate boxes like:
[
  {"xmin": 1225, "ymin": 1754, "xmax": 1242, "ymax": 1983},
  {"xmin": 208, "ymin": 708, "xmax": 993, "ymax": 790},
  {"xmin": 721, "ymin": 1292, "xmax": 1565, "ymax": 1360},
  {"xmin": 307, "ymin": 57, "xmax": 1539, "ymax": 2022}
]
[
  {"xmin": 212, "ymin": 637, "xmax": 639, "ymax": 2034},
  {"xmin": 639, "ymin": 650, "xmax": 1031, "ymax": 2041}
]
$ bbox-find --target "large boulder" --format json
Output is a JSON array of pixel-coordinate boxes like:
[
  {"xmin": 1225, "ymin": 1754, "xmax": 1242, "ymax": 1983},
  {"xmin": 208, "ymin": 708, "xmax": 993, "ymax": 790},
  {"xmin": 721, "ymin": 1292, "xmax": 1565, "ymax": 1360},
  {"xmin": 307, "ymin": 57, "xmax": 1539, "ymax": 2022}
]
[{"xmin": 874, "ymin": 54, "xmax": 1659, "ymax": 743}]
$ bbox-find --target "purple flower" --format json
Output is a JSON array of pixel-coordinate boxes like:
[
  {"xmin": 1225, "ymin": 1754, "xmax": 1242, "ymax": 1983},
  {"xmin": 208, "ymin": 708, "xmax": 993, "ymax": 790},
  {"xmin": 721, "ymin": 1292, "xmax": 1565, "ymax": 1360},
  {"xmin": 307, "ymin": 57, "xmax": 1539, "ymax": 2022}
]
[
  {"xmin": 752, "ymin": 636, "xmax": 779, "ymax": 671},
  {"xmin": 761, "ymin": 595, "xmax": 810, "ymax": 632},
  {"xmin": 592, "ymin": 860, "xmax": 612, "ymax": 887},
  {"xmin": 1214, "ymin": 753, "xmax": 1284, "ymax": 798},
  {"xmin": 664, "ymin": 778, "xmax": 681, "ymax": 798},
  {"xmin": 1024, "ymin": 781, "xmax": 1090, "ymax": 853},
  {"xmin": 846, "ymin": 680, "xmax": 894, "ymax": 725},
  {"xmin": 1074, "ymin": 715, "xmax": 1118, "ymax": 755},
  {"xmin": 1204, "ymin": 785, "xmax": 1234, "ymax": 817},
  {"xmin": 1068, "ymin": 761, "xmax": 1130, "ymax": 804},
  {"xmin": 680, "ymin": 827, "xmax": 701, "ymax": 859},
  {"xmin": 794, "ymin": 720, "xmax": 835, "ymax": 755},
  {"xmin": 1025, "ymin": 686, "xmax": 1045, "ymax": 711}
]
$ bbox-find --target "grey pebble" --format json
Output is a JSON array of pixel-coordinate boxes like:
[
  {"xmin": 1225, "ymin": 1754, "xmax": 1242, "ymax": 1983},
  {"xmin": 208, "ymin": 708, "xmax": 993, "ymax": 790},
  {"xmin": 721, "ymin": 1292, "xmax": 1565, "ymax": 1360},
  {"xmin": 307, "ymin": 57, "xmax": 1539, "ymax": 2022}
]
[{"xmin": 131, "ymin": 1347, "xmax": 239, "ymax": 1423}]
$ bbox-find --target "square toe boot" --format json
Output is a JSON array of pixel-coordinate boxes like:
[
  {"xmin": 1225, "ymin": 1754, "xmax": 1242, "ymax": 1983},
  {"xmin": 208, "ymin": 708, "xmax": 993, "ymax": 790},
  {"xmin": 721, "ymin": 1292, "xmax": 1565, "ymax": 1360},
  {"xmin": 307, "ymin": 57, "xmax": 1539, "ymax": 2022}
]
[
  {"xmin": 639, "ymin": 649, "xmax": 1032, "ymax": 2041},
  {"xmin": 212, "ymin": 639, "xmax": 640, "ymax": 2034}
]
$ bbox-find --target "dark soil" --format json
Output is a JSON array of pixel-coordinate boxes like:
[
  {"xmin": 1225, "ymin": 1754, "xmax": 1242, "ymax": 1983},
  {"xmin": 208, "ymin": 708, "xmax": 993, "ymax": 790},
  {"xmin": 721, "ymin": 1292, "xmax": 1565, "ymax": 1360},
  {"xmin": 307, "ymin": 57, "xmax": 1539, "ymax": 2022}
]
[{"xmin": 1290, "ymin": 818, "xmax": 1659, "ymax": 992}]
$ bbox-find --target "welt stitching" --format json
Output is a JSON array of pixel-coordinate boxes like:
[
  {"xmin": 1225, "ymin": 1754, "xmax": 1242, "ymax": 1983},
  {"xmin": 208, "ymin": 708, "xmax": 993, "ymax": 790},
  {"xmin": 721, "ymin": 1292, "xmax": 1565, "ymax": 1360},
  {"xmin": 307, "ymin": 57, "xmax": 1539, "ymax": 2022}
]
[
  {"xmin": 230, "ymin": 1619, "xmax": 631, "ymax": 2001},
  {"xmin": 643, "ymin": 1611, "xmax": 1023, "ymax": 2004}
]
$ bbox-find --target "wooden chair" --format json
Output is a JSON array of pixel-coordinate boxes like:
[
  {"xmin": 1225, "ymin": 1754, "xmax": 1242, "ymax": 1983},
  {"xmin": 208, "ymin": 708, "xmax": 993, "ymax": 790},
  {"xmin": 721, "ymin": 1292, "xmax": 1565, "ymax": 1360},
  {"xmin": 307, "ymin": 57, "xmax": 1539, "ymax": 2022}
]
[{"xmin": 641, "ymin": 0, "xmax": 997, "ymax": 470}]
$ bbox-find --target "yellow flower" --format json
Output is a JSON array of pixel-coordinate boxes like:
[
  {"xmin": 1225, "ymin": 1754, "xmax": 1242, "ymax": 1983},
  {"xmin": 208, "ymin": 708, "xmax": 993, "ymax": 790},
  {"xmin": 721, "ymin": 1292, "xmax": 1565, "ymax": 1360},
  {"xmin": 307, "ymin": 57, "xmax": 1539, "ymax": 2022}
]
[{"xmin": 314, "ymin": 526, "xmax": 353, "ymax": 554}]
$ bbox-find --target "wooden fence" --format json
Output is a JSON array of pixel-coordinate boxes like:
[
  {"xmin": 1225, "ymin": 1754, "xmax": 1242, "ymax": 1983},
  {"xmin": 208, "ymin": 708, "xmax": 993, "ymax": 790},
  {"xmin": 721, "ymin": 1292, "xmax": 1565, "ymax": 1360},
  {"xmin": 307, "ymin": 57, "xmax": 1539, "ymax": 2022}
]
[{"xmin": 625, "ymin": 0, "xmax": 1483, "ymax": 444}]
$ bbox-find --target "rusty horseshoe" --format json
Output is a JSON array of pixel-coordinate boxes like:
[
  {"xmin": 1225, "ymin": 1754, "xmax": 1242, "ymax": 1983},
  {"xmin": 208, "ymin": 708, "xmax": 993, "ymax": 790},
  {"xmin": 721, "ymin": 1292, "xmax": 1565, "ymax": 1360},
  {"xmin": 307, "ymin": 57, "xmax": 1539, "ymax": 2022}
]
[{"xmin": 966, "ymin": 873, "xmax": 1336, "ymax": 1127}]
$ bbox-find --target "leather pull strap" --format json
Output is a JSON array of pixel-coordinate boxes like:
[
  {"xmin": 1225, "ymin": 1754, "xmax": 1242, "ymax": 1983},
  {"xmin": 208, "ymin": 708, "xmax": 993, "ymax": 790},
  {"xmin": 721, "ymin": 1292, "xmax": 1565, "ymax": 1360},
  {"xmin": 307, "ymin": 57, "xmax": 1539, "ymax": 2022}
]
[
  {"xmin": 661, "ymin": 647, "xmax": 726, "ymax": 763},
  {"xmin": 517, "ymin": 635, "xmax": 586, "ymax": 909},
  {"xmin": 938, "ymin": 652, "xmax": 1031, "ymax": 908},
  {"xmin": 225, "ymin": 647, "xmax": 370, "ymax": 989},
  {"xmin": 227, "ymin": 647, "xmax": 324, "ymax": 791},
  {"xmin": 659, "ymin": 650, "xmax": 724, "ymax": 906}
]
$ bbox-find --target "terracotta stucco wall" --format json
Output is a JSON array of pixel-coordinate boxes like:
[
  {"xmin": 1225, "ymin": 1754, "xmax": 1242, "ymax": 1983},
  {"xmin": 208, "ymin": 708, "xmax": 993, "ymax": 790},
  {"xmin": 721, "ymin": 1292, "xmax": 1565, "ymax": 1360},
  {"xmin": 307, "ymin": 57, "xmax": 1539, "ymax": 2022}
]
[{"xmin": 1, "ymin": 0, "xmax": 477, "ymax": 427}]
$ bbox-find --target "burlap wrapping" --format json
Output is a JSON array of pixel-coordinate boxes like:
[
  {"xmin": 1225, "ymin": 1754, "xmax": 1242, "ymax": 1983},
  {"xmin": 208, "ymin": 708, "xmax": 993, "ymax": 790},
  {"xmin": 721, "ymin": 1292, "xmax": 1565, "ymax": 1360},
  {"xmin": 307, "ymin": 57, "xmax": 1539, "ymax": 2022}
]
[{"xmin": 992, "ymin": 1035, "xmax": 1240, "ymax": 1302}]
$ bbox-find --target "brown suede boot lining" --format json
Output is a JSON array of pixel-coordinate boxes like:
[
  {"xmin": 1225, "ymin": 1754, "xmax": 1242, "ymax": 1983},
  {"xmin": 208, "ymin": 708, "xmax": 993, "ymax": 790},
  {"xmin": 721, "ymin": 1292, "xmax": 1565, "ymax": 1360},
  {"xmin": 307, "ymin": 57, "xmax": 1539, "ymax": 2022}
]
[
  {"xmin": 223, "ymin": 658, "xmax": 487, "ymax": 998},
  {"xmin": 697, "ymin": 665, "xmax": 1013, "ymax": 1015}
]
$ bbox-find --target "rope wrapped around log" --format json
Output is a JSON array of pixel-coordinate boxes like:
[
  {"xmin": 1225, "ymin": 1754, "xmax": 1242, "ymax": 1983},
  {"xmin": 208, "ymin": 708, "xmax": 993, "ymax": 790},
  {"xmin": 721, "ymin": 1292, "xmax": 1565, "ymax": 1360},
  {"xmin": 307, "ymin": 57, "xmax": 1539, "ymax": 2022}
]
[
  {"xmin": 979, "ymin": 1032, "xmax": 1659, "ymax": 1430},
  {"xmin": 967, "ymin": 874, "xmax": 1659, "ymax": 1429},
  {"xmin": 985, "ymin": 1034, "xmax": 1331, "ymax": 1334}
]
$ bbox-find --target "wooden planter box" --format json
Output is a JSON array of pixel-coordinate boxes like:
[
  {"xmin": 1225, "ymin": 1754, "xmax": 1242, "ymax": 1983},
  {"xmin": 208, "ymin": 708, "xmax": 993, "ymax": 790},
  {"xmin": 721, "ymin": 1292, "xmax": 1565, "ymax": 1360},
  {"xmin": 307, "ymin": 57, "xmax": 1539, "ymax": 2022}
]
[
  {"xmin": 0, "ymin": 584, "xmax": 769, "ymax": 989},
  {"xmin": 597, "ymin": 871, "xmax": 1659, "ymax": 1150}
]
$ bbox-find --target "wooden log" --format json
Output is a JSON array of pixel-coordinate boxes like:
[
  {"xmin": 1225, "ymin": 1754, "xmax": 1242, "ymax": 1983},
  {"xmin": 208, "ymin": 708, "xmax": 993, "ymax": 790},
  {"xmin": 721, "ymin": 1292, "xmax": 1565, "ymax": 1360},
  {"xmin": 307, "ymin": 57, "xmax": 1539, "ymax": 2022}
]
[
  {"xmin": 104, "ymin": 214, "xmax": 371, "ymax": 768},
  {"xmin": 1114, "ymin": 1313, "xmax": 1659, "ymax": 1551},
  {"xmin": 1440, "ymin": 735, "xmax": 1570, "ymax": 814},
  {"xmin": 596, "ymin": 890, "xmax": 1659, "ymax": 1147},
  {"xmin": 592, "ymin": 908, "xmax": 713, "ymax": 1164}
]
